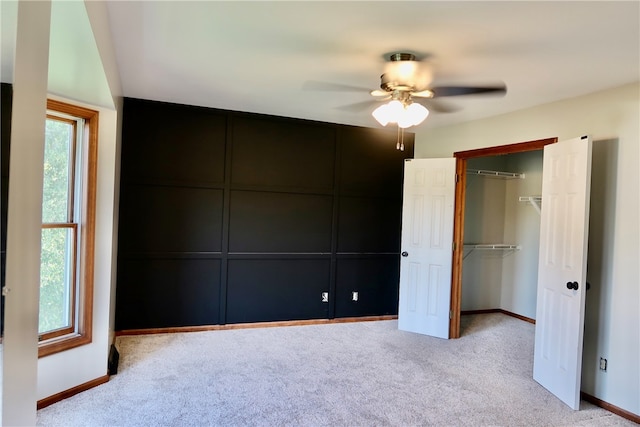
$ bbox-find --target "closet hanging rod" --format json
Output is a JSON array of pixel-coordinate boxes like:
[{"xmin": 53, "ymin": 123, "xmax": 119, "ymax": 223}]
[
  {"xmin": 462, "ymin": 244, "xmax": 521, "ymax": 259},
  {"xmin": 463, "ymin": 244, "xmax": 521, "ymax": 250},
  {"xmin": 466, "ymin": 169, "xmax": 524, "ymax": 179},
  {"xmin": 518, "ymin": 196, "xmax": 542, "ymax": 203}
]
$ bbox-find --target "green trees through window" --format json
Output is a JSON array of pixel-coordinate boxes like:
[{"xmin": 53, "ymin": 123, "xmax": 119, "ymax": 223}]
[{"xmin": 40, "ymin": 117, "xmax": 76, "ymax": 335}]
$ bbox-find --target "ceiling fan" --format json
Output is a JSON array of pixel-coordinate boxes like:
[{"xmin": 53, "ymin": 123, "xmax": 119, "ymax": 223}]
[{"xmin": 305, "ymin": 52, "xmax": 506, "ymax": 149}]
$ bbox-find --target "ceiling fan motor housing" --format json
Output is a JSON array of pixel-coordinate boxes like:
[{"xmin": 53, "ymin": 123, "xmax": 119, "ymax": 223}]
[
  {"xmin": 389, "ymin": 52, "xmax": 416, "ymax": 62},
  {"xmin": 380, "ymin": 52, "xmax": 432, "ymax": 95},
  {"xmin": 380, "ymin": 73, "xmax": 416, "ymax": 92}
]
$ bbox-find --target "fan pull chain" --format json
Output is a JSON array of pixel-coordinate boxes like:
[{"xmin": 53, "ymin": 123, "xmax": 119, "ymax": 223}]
[{"xmin": 396, "ymin": 126, "xmax": 404, "ymax": 151}]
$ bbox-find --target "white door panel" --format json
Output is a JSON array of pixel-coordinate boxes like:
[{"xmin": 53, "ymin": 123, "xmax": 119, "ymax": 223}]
[
  {"xmin": 534, "ymin": 136, "xmax": 592, "ymax": 410},
  {"xmin": 398, "ymin": 158, "xmax": 456, "ymax": 339}
]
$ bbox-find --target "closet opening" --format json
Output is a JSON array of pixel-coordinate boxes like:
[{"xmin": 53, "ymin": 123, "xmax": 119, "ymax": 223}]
[{"xmin": 449, "ymin": 137, "xmax": 557, "ymax": 338}]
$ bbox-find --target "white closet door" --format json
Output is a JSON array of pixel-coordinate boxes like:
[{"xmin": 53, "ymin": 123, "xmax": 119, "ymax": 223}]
[
  {"xmin": 398, "ymin": 158, "xmax": 456, "ymax": 339},
  {"xmin": 533, "ymin": 136, "xmax": 592, "ymax": 410}
]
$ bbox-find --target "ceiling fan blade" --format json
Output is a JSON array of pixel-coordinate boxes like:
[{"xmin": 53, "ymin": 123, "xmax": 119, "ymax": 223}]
[
  {"xmin": 431, "ymin": 84, "xmax": 507, "ymax": 97},
  {"xmin": 302, "ymin": 80, "xmax": 372, "ymax": 93},
  {"xmin": 335, "ymin": 99, "xmax": 388, "ymax": 113},
  {"xmin": 370, "ymin": 89, "xmax": 389, "ymax": 97},
  {"xmin": 411, "ymin": 89, "xmax": 435, "ymax": 98},
  {"xmin": 413, "ymin": 98, "xmax": 461, "ymax": 114}
]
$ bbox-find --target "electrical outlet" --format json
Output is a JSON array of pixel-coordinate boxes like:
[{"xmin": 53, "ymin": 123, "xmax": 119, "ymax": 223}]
[
  {"xmin": 352, "ymin": 291, "xmax": 358, "ymax": 301},
  {"xmin": 599, "ymin": 357, "xmax": 607, "ymax": 371}
]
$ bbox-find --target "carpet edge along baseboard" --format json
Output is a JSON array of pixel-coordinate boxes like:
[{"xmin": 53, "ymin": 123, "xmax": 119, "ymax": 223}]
[
  {"xmin": 37, "ymin": 374, "xmax": 109, "ymax": 410},
  {"xmin": 114, "ymin": 315, "xmax": 399, "ymax": 336}
]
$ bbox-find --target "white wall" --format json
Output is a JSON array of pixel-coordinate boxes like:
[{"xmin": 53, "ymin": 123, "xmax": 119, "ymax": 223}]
[
  {"xmin": 501, "ymin": 151, "xmax": 543, "ymax": 319},
  {"xmin": 461, "ymin": 151, "xmax": 543, "ymax": 320},
  {"xmin": 37, "ymin": 98, "xmax": 118, "ymax": 400},
  {"xmin": 2, "ymin": 2, "xmax": 51, "ymax": 425},
  {"xmin": 2, "ymin": 0, "xmax": 122, "ymax": 422},
  {"xmin": 37, "ymin": 0, "xmax": 122, "ymax": 402},
  {"xmin": 415, "ymin": 82, "xmax": 640, "ymax": 415},
  {"xmin": 83, "ymin": 0, "xmax": 124, "ymax": 348},
  {"xmin": 462, "ymin": 156, "xmax": 508, "ymax": 311}
]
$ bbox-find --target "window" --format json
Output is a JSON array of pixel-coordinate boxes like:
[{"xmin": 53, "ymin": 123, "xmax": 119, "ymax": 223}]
[{"xmin": 39, "ymin": 99, "xmax": 97, "ymax": 357}]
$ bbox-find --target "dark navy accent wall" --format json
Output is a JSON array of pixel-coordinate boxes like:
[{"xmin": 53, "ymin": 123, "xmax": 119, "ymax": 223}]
[
  {"xmin": 1, "ymin": 83, "xmax": 13, "ymax": 334},
  {"xmin": 115, "ymin": 97, "xmax": 413, "ymax": 330}
]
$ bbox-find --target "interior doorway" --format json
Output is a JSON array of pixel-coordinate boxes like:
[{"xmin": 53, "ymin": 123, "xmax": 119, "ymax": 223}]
[{"xmin": 449, "ymin": 137, "xmax": 558, "ymax": 339}]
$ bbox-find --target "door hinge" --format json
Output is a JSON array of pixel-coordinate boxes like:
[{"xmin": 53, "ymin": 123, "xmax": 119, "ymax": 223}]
[
  {"xmin": 449, "ymin": 310, "xmax": 453, "ymax": 319},
  {"xmin": 452, "ymin": 241, "xmax": 456, "ymax": 251},
  {"xmin": 455, "ymin": 174, "xmax": 460, "ymax": 183}
]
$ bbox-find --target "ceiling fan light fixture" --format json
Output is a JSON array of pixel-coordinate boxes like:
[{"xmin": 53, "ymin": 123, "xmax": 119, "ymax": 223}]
[
  {"xmin": 386, "ymin": 100, "xmax": 404, "ymax": 118},
  {"xmin": 372, "ymin": 103, "xmax": 391, "ymax": 126},
  {"xmin": 372, "ymin": 100, "xmax": 429, "ymax": 128},
  {"xmin": 372, "ymin": 100, "xmax": 402, "ymax": 126},
  {"xmin": 405, "ymin": 102, "xmax": 429, "ymax": 126}
]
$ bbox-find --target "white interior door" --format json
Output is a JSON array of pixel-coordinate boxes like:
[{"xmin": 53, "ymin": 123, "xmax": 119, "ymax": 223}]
[
  {"xmin": 398, "ymin": 158, "xmax": 456, "ymax": 339},
  {"xmin": 533, "ymin": 136, "xmax": 593, "ymax": 410}
]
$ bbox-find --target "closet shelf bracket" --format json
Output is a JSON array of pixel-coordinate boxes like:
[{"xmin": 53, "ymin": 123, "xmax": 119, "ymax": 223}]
[{"xmin": 518, "ymin": 196, "xmax": 542, "ymax": 214}]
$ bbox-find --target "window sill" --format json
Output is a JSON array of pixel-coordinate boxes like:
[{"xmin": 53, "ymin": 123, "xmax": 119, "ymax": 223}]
[{"xmin": 39, "ymin": 333, "xmax": 92, "ymax": 358}]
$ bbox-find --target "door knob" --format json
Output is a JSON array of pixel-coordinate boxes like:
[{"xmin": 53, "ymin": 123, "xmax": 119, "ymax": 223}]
[
  {"xmin": 566, "ymin": 281, "xmax": 579, "ymax": 290},
  {"xmin": 401, "ymin": 251, "xmax": 408, "ymax": 257}
]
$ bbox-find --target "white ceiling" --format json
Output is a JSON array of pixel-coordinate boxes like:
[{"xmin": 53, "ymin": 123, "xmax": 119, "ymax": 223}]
[
  {"xmin": 104, "ymin": 1, "xmax": 639, "ymax": 129},
  {"xmin": 4, "ymin": 1, "xmax": 640, "ymax": 130}
]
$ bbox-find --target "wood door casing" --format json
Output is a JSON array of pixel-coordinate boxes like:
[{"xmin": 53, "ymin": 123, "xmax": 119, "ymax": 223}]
[{"xmin": 449, "ymin": 137, "xmax": 558, "ymax": 339}]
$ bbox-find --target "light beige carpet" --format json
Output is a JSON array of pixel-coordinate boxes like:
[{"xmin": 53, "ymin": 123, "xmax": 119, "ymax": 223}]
[{"xmin": 37, "ymin": 313, "xmax": 635, "ymax": 426}]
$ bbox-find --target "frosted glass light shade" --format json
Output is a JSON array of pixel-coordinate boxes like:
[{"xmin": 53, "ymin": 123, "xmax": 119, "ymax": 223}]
[
  {"xmin": 405, "ymin": 102, "xmax": 429, "ymax": 126},
  {"xmin": 386, "ymin": 100, "xmax": 404, "ymax": 117},
  {"xmin": 372, "ymin": 103, "xmax": 391, "ymax": 126},
  {"xmin": 372, "ymin": 100, "xmax": 429, "ymax": 128}
]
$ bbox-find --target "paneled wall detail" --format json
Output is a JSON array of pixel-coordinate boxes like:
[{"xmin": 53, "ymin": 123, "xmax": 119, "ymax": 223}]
[{"xmin": 116, "ymin": 98, "xmax": 413, "ymax": 330}]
